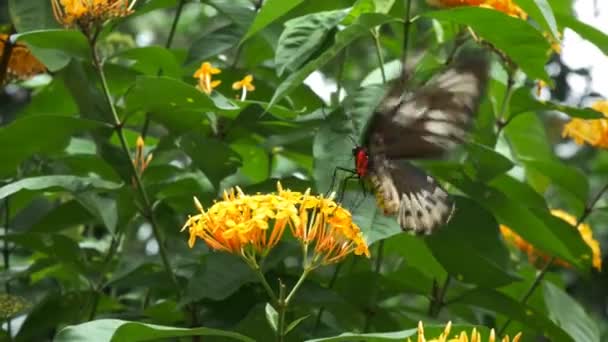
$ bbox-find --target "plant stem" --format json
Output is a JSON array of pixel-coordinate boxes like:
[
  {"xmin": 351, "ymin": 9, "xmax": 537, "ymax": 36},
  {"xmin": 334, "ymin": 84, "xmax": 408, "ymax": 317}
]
[
  {"xmin": 140, "ymin": 0, "xmax": 186, "ymax": 139},
  {"xmin": 428, "ymin": 275, "xmax": 451, "ymax": 317},
  {"xmin": 400, "ymin": 0, "xmax": 413, "ymax": 80},
  {"xmin": 89, "ymin": 40, "xmax": 180, "ymax": 295},
  {"xmin": 363, "ymin": 240, "xmax": 385, "ymax": 332},
  {"xmin": 251, "ymin": 261, "xmax": 279, "ymax": 305},
  {"xmin": 2, "ymin": 197, "xmax": 11, "ymax": 336},
  {"xmin": 496, "ymin": 70, "xmax": 516, "ymax": 135},
  {"xmin": 497, "ymin": 181, "xmax": 608, "ymax": 336},
  {"xmin": 371, "ymin": 30, "xmax": 386, "ymax": 83},
  {"xmin": 277, "ymin": 281, "xmax": 287, "ymax": 342}
]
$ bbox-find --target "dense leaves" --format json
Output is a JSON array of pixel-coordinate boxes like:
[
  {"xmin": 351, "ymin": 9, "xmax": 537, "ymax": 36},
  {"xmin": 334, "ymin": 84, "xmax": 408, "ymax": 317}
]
[{"xmin": 0, "ymin": 0, "xmax": 606, "ymax": 341}]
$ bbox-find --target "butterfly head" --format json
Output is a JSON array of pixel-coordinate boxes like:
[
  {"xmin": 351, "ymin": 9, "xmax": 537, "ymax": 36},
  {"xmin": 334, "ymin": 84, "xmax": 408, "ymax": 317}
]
[{"xmin": 352, "ymin": 146, "xmax": 370, "ymax": 178}]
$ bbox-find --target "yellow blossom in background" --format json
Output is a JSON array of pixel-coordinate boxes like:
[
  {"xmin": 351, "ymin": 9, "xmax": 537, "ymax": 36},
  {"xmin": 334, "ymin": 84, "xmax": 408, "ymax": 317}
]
[
  {"xmin": 500, "ymin": 209, "xmax": 602, "ymax": 271},
  {"xmin": 0, "ymin": 34, "xmax": 46, "ymax": 84},
  {"xmin": 535, "ymin": 80, "xmax": 547, "ymax": 98},
  {"xmin": 408, "ymin": 321, "xmax": 522, "ymax": 342},
  {"xmin": 181, "ymin": 182, "xmax": 370, "ymax": 266},
  {"xmin": 232, "ymin": 75, "xmax": 255, "ymax": 101},
  {"xmin": 426, "ymin": 0, "xmax": 527, "ymax": 19},
  {"xmin": 543, "ymin": 31, "xmax": 562, "ymax": 55},
  {"xmin": 562, "ymin": 100, "xmax": 608, "ymax": 148},
  {"xmin": 193, "ymin": 61, "xmax": 221, "ymax": 94},
  {"xmin": 51, "ymin": 0, "xmax": 137, "ymax": 28}
]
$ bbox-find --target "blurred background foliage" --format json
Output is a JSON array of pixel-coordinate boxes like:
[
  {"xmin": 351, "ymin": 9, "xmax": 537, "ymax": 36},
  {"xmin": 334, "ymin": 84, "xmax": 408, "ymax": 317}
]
[{"xmin": 0, "ymin": 0, "xmax": 607, "ymax": 341}]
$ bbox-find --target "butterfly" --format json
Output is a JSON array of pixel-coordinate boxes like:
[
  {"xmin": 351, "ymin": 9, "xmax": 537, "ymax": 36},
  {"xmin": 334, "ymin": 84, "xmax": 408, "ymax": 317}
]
[{"xmin": 352, "ymin": 51, "xmax": 489, "ymax": 235}]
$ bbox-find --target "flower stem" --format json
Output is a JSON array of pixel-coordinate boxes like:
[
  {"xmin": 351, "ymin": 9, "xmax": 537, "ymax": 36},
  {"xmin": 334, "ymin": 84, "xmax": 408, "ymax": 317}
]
[
  {"xmin": 250, "ymin": 260, "xmax": 279, "ymax": 305},
  {"xmin": 89, "ymin": 40, "xmax": 180, "ymax": 297},
  {"xmin": 371, "ymin": 29, "xmax": 386, "ymax": 84},
  {"xmin": 312, "ymin": 263, "xmax": 343, "ymax": 333},
  {"xmin": 2, "ymin": 196, "xmax": 11, "ymax": 336},
  {"xmin": 141, "ymin": 0, "xmax": 186, "ymax": 139},
  {"xmin": 363, "ymin": 240, "xmax": 385, "ymax": 332}
]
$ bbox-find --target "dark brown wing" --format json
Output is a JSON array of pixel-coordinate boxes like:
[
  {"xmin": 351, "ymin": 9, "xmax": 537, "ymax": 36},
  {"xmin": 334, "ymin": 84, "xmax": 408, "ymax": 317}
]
[
  {"xmin": 365, "ymin": 54, "xmax": 489, "ymax": 159},
  {"xmin": 369, "ymin": 156, "xmax": 454, "ymax": 234}
]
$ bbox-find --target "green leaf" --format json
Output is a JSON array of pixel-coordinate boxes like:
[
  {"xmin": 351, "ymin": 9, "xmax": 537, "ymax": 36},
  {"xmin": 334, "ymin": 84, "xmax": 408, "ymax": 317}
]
[
  {"xmin": 111, "ymin": 47, "xmax": 182, "ymax": 79},
  {"xmin": 179, "ymin": 135, "xmax": 242, "ymax": 188},
  {"xmin": 242, "ymin": 0, "xmax": 304, "ymax": 42},
  {"xmin": 285, "ymin": 314, "xmax": 310, "ymax": 335},
  {"xmin": 305, "ymin": 325, "xmax": 491, "ymax": 342},
  {"xmin": 15, "ymin": 29, "xmax": 90, "ymax": 71},
  {"xmin": 265, "ymin": 303, "xmax": 278, "ymax": 332},
  {"xmin": 8, "ymin": 0, "xmax": 58, "ymax": 32},
  {"xmin": 509, "ymin": 87, "xmax": 603, "ymax": 119},
  {"xmin": 187, "ymin": 23, "xmax": 242, "ymax": 63},
  {"xmin": 275, "ymin": 9, "xmax": 348, "ymax": 76},
  {"xmin": 0, "ymin": 115, "xmax": 109, "ymax": 177},
  {"xmin": 55, "ymin": 319, "xmax": 256, "ymax": 342},
  {"xmin": 517, "ymin": 0, "xmax": 559, "ymax": 40},
  {"xmin": 124, "ymin": 76, "xmax": 238, "ymax": 115},
  {"xmin": 426, "ymin": 197, "xmax": 518, "ymax": 287},
  {"xmin": 0, "ymin": 176, "xmax": 122, "ymax": 200},
  {"xmin": 557, "ymin": 13, "xmax": 608, "ymax": 57},
  {"xmin": 75, "ymin": 192, "xmax": 118, "ymax": 233},
  {"xmin": 543, "ymin": 282, "xmax": 600, "ymax": 342},
  {"xmin": 28, "ymin": 200, "xmax": 93, "ymax": 233},
  {"xmin": 457, "ymin": 288, "xmax": 572, "ymax": 341},
  {"xmin": 182, "ymin": 253, "xmax": 254, "ymax": 303},
  {"xmin": 466, "ymin": 142, "xmax": 514, "ymax": 182},
  {"xmin": 269, "ymin": 13, "xmax": 398, "ymax": 109},
  {"xmin": 520, "ymin": 158, "xmax": 589, "ymax": 204},
  {"xmin": 423, "ymin": 7, "xmax": 551, "ymax": 81}
]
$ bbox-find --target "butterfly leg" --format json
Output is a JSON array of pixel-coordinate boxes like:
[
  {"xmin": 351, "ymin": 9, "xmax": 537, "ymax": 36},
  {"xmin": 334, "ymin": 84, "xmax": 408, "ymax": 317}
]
[
  {"xmin": 325, "ymin": 166, "xmax": 357, "ymax": 198},
  {"xmin": 337, "ymin": 173, "xmax": 359, "ymax": 204},
  {"xmin": 350, "ymin": 177, "xmax": 369, "ymax": 211}
]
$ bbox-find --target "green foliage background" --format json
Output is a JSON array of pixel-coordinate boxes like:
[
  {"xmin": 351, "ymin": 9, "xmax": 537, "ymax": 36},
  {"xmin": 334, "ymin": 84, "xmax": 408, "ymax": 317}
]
[{"xmin": 0, "ymin": 0, "xmax": 607, "ymax": 341}]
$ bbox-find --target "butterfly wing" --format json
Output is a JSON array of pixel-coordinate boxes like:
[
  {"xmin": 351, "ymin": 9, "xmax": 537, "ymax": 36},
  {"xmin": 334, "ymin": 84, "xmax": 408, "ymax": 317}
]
[
  {"xmin": 365, "ymin": 54, "xmax": 489, "ymax": 159},
  {"xmin": 362, "ymin": 52, "xmax": 488, "ymax": 233},
  {"xmin": 369, "ymin": 156, "xmax": 454, "ymax": 234}
]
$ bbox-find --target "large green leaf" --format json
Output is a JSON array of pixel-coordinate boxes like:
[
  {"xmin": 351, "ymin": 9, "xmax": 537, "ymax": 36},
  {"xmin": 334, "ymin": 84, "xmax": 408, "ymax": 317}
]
[
  {"xmin": 0, "ymin": 176, "xmax": 122, "ymax": 200},
  {"xmin": 517, "ymin": 0, "xmax": 559, "ymax": 39},
  {"xmin": 178, "ymin": 134, "xmax": 242, "ymax": 189},
  {"xmin": 111, "ymin": 47, "xmax": 182, "ymax": 79},
  {"xmin": 8, "ymin": 0, "xmax": 58, "ymax": 32},
  {"xmin": 187, "ymin": 23, "xmax": 243, "ymax": 63},
  {"xmin": 509, "ymin": 87, "xmax": 603, "ymax": 120},
  {"xmin": 305, "ymin": 325, "xmax": 491, "ymax": 342},
  {"xmin": 242, "ymin": 0, "xmax": 304, "ymax": 42},
  {"xmin": 557, "ymin": 13, "xmax": 608, "ymax": 56},
  {"xmin": 55, "ymin": 319, "xmax": 256, "ymax": 342},
  {"xmin": 455, "ymin": 288, "xmax": 572, "ymax": 341},
  {"xmin": 423, "ymin": 7, "xmax": 551, "ymax": 81},
  {"xmin": 0, "ymin": 115, "xmax": 109, "ymax": 177},
  {"xmin": 269, "ymin": 13, "xmax": 398, "ymax": 109},
  {"xmin": 15, "ymin": 29, "xmax": 90, "ymax": 72},
  {"xmin": 275, "ymin": 9, "xmax": 348, "ymax": 76},
  {"xmin": 426, "ymin": 197, "xmax": 518, "ymax": 287},
  {"xmin": 543, "ymin": 282, "xmax": 600, "ymax": 342}
]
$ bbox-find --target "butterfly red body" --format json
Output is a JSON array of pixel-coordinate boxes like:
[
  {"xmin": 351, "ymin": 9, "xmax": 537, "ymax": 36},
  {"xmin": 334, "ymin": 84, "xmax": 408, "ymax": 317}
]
[{"xmin": 353, "ymin": 147, "xmax": 369, "ymax": 178}]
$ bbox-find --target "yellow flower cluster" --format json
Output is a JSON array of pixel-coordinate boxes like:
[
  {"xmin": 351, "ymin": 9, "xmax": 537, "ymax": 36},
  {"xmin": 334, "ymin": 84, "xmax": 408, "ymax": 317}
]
[
  {"xmin": 181, "ymin": 182, "xmax": 370, "ymax": 266},
  {"xmin": 500, "ymin": 209, "xmax": 602, "ymax": 271},
  {"xmin": 562, "ymin": 100, "xmax": 608, "ymax": 148},
  {"xmin": 133, "ymin": 136, "xmax": 152, "ymax": 176},
  {"xmin": 410, "ymin": 321, "xmax": 521, "ymax": 342},
  {"xmin": 193, "ymin": 61, "xmax": 255, "ymax": 100},
  {"xmin": 0, "ymin": 35, "xmax": 46, "ymax": 83},
  {"xmin": 51, "ymin": 0, "xmax": 137, "ymax": 28},
  {"xmin": 426, "ymin": 0, "xmax": 527, "ymax": 19}
]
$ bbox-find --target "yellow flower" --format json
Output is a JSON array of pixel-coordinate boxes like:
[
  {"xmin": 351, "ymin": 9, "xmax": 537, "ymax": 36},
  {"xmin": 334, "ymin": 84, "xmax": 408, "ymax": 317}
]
[
  {"xmin": 408, "ymin": 321, "xmax": 522, "ymax": 342},
  {"xmin": 562, "ymin": 100, "xmax": 608, "ymax": 148},
  {"xmin": 193, "ymin": 61, "xmax": 221, "ymax": 94},
  {"xmin": 181, "ymin": 182, "xmax": 370, "ymax": 266},
  {"xmin": 52, "ymin": 0, "xmax": 137, "ymax": 28},
  {"xmin": 426, "ymin": 0, "xmax": 527, "ymax": 19},
  {"xmin": 500, "ymin": 209, "xmax": 602, "ymax": 271},
  {"xmin": 232, "ymin": 75, "xmax": 255, "ymax": 101},
  {"xmin": 0, "ymin": 34, "xmax": 46, "ymax": 84},
  {"xmin": 132, "ymin": 136, "xmax": 152, "ymax": 176},
  {"xmin": 535, "ymin": 80, "xmax": 547, "ymax": 98},
  {"xmin": 543, "ymin": 31, "xmax": 562, "ymax": 55}
]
